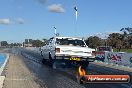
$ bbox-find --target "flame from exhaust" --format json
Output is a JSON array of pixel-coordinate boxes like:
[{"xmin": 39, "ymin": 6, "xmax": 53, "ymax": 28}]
[{"xmin": 78, "ymin": 66, "xmax": 86, "ymax": 76}]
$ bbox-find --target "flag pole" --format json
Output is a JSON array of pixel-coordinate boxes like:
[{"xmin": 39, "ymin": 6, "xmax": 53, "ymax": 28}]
[{"xmin": 74, "ymin": 0, "xmax": 78, "ymax": 37}]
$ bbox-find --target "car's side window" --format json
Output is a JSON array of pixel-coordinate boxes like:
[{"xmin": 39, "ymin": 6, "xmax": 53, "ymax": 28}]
[
  {"xmin": 49, "ymin": 38, "xmax": 55, "ymax": 45},
  {"xmin": 48, "ymin": 38, "xmax": 52, "ymax": 45}
]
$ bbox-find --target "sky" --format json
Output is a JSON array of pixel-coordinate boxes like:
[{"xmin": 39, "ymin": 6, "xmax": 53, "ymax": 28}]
[{"xmin": 0, "ymin": 0, "xmax": 132, "ymax": 43}]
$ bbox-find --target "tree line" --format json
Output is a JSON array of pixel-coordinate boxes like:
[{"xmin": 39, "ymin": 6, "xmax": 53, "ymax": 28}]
[
  {"xmin": 2, "ymin": 27, "xmax": 131, "ymax": 49},
  {"xmin": 85, "ymin": 27, "xmax": 132, "ymax": 49},
  {"xmin": 29, "ymin": 27, "xmax": 132, "ymax": 50}
]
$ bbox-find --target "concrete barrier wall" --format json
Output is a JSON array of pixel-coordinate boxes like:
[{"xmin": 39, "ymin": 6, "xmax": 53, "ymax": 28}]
[
  {"xmin": 128, "ymin": 53, "xmax": 132, "ymax": 67},
  {"xmin": 25, "ymin": 47, "xmax": 40, "ymax": 54},
  {"xmin": 96, "ymin": 51, "xmax": 132, "ymax": 67},
  {"xmin": 95, "ymin": 52, "xmax": 105, "ymax": 62}
]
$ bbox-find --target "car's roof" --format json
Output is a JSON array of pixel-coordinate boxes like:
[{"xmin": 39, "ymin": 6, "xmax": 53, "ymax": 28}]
[{"xmin": 55, "ymin": 36, "xmax": 82, "ymax": 40}]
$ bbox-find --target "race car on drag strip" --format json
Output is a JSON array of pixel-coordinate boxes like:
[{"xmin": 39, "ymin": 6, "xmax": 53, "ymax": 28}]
[{"xmin": 40, "ymin": 36, "xmax": 95, "ymax": 69}]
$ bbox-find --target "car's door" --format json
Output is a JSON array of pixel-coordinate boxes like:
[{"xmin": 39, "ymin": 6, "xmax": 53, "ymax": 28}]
[
  {"xmin": 43, "ymin": 40, "xmax": 50, "ymax": 59},
  {"xmin": 48, "ymin": 38, "xmax": 55, "ymax": 59}
]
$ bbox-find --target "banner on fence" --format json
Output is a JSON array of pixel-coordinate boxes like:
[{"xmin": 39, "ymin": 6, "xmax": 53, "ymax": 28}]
[
  {"xmin": 95, "ymin": 52, "xmax": 132, "ymax": 67},
  {"xmin": 95, "ymin": 52, "xmax": 105, "ymax": 62}
]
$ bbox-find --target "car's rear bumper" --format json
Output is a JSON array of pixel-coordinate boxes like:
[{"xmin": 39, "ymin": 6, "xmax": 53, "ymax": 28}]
[{"xmin": 55, "ymin": 54, "xmax": 95, "ymax": 62}]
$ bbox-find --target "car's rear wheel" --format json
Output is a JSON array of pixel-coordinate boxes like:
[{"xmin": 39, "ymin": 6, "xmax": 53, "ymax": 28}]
[
  {"xmin": 81, "ymin": 62, "xmax": 89, "ymax": 69},
  {"xmin": 49, "ymin": 53, "xmax": 57, "ymax": 69},
  {"xmin": 76, "ymin": 61, "xmax": 89, "ymax": 69}
]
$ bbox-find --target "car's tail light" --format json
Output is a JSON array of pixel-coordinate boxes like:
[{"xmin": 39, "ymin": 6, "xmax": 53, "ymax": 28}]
[
  {"xmin": 55, "ymin": 48, "xmax": 60, "ymax": 53},
  {"xmin": 92, "ymin": 51, "xmax": 96, "ymax": 56}
]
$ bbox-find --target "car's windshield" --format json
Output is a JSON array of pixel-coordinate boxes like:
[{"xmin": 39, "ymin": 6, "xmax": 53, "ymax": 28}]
[{"xmin": 56, "ymin": 38, "xmax": 86, "ymax": 47}]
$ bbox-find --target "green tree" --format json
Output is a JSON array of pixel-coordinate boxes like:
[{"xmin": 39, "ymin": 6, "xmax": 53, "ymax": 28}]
[
  {"xmin": 120, "ymin": 27, "xmax": 132, "ymax": 48},
  {"xmin": 32, "ymin": 40, "xmax": 44, "ymax": 47},
  {"xmin": 120, "ymin": 27, "xmax": 132, "ymax": 35},
  {"xmin": 127, "ymin": 36, "xmax": 132, "ymax": 48},
  {"xmin": 1, "ymin": 41, "xmax": 8, "ymax": 46},
  {"xmin": 107, "ymin": 33, "xmax": 123, "ymax": 49},
  {"xmin": 85, "ymin": 36, "xmax": 103, "ymax": 48}
]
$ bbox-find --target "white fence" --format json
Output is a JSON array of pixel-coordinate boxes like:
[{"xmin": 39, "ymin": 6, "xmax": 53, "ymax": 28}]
[{"xmin": 95, "ymin": 51, "xmax": 132, "ymax": 67}]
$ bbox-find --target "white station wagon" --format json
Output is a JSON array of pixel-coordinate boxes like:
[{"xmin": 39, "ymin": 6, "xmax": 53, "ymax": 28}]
[{"xmin": 40, "ymin": 36, "xmax": 95, "ymax": 69}]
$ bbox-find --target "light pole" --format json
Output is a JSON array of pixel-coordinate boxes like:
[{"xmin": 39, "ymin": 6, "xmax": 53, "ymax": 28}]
[{"xmin": 53, "ymin": 26, "xmax": 57, "ymax": 36}]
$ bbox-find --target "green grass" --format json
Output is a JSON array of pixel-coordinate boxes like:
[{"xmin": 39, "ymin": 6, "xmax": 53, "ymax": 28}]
[{"xmin": 113, "ymin": 48, "xmax": 132, "ymax": 53}]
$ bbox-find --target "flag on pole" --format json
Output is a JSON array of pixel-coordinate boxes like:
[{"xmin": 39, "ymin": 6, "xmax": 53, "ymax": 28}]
[
  {"xmin": 74, "ymin": 6, "xmax": 77, "ymax": 11},
  {"xmin": 74, "ymin": 6, "xmax": 78, "ymax": 21},
  {"xmin": 53, "ymin": 26, "xmax": 56, "ymax": 29}
]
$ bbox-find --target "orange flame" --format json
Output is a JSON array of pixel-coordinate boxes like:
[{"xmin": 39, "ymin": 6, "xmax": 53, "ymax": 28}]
[{"xmin": 78, "ymin": 66, "xmax": 86, "ymax": 76}]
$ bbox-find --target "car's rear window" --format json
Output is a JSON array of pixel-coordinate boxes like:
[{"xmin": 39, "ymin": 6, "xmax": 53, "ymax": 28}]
[{"xmin": 56, "ymin": 38, "xmax": 86, "ymax": 47}]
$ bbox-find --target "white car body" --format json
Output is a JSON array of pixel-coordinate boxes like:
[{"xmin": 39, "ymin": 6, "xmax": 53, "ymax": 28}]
[{"xmin": 41, "ymin": 37, "xmax": 95, "ymax": 62}]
